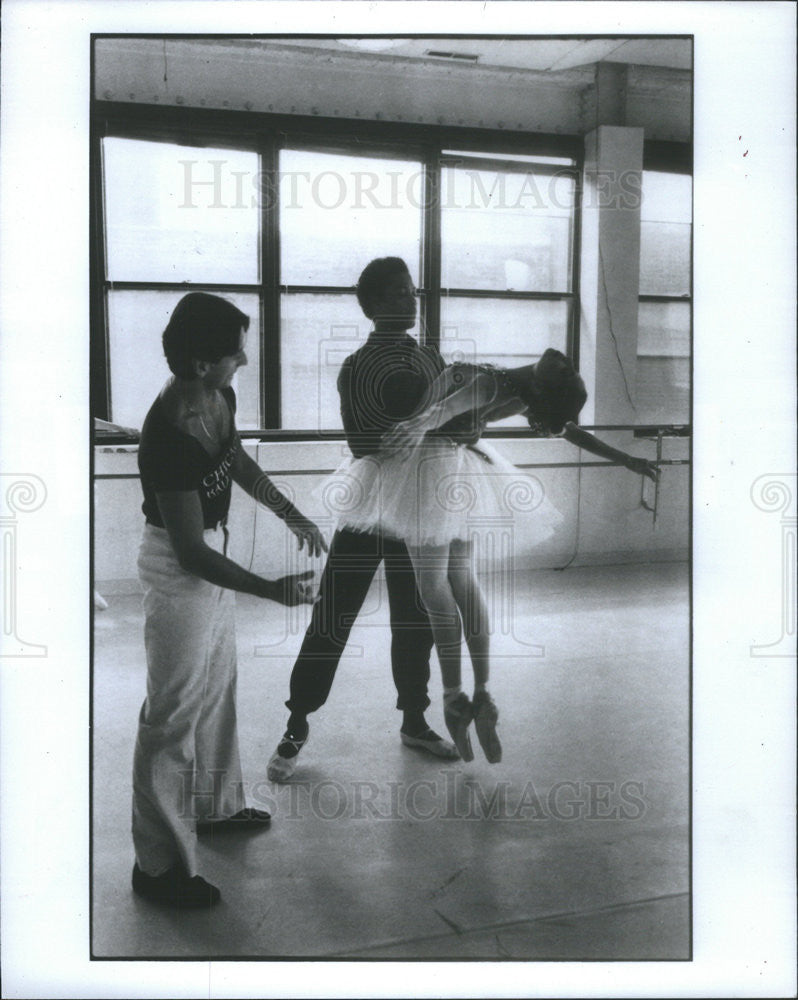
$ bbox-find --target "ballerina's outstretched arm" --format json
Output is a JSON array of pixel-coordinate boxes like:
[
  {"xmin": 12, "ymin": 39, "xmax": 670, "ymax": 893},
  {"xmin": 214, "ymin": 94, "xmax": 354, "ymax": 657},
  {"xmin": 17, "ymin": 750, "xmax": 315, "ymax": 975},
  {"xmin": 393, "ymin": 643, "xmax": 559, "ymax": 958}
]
[
  {"xmin": 562, "ymin": 422, "xmax": 659, "ymax": 482},
  {"xmin": 383, "ymin": 366, "xmax": 659, "ymax": 482}
]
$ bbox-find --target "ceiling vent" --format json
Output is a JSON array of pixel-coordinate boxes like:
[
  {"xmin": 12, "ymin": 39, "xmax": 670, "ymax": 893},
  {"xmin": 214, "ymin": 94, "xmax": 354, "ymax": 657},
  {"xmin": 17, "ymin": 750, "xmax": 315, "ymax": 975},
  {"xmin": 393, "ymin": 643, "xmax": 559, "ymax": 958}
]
[{"xmin": 425, "ymin": 50, "xmax": 480, "ymax": 63}]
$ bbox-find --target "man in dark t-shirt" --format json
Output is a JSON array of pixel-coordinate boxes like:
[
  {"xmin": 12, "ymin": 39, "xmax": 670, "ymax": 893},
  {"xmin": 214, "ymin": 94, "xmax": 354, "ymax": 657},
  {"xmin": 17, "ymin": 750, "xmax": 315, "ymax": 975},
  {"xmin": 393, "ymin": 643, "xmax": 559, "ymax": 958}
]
[
  {"xmin": 132, "ymin": 292, "xmax": 326, "ymax": 911},
  {"xmin": 267, "ymin": 257, "xmax": 476, "ymax": 781},
  {"xmin": 138, "ymin": 385, "xmax": 241, "ymax": 528}
]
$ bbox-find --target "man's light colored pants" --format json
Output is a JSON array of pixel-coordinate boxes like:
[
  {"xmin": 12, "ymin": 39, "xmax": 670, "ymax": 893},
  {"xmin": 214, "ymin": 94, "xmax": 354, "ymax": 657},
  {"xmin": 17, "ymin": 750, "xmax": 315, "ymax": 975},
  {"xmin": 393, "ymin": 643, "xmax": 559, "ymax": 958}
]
[{"xmin": 132, "ymin": 523, "xmax": 244, "ymax": 877}]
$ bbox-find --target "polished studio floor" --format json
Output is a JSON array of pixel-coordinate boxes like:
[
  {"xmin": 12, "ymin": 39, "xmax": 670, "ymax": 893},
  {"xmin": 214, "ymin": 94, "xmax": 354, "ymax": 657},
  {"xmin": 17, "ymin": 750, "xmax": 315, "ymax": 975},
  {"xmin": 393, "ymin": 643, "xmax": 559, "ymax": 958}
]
[{"xmin": 92, "ymin": 561, "xmax": 689, "ymax": 960}]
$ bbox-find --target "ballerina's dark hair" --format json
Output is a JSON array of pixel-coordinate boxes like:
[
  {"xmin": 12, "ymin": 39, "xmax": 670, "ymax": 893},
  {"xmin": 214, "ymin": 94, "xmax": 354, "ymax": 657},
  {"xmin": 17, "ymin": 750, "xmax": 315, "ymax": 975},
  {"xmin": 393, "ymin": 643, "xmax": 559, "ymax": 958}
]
[{"xmin": 502, "ymin": 349, "xmax": 587, "ymax": 435}]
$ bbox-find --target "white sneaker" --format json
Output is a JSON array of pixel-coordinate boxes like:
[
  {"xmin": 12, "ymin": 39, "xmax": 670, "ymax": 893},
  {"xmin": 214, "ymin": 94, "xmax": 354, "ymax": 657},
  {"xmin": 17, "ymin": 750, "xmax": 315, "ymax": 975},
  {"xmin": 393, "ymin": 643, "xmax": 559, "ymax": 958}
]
[
  {"xmin": 400, "ymin": 728, "xmax": 460, "ymax": 760},
  {"xmin": 267, "ymin": 730, "xmax": 308, "ymax": 783}
]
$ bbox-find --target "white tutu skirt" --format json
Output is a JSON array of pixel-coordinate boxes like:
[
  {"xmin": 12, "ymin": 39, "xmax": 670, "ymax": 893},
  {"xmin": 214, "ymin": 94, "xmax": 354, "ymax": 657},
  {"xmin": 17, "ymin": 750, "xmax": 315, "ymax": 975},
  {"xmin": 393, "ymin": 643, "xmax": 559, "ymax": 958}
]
[{"xmin": 319, "ymin": 438, "xmax": 563, "ymax": 548}]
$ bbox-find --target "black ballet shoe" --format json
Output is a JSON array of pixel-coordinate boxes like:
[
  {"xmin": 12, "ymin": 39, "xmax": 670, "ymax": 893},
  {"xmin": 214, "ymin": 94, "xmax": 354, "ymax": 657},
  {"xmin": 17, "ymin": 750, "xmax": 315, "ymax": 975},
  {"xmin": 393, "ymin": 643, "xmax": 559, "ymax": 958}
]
[
  {"xmin": 196, "ymin": 807, "xmax": 272, "ymax": 833},
  {"xmin": 131, "ymin": 862, "xmax": 220, "ymax": 909}
]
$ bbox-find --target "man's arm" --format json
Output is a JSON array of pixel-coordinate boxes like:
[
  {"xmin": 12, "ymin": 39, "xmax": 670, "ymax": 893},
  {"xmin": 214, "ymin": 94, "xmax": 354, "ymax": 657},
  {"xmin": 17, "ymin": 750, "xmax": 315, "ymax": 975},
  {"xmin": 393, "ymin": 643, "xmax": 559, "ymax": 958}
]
[
  {"xmin": 155, "ymin": 490, "xmax": 316, "ymax": 604},
  {"xmin": 478, "ymin": 394, "xmax": 530, "ymax": 424},
  {"xmin": 231, "ymin": 446, "xmax": 328, "ymax": 557},
  {"xmin": 337, "ymin": 357, "xmax": 370, "ymax": 458}
]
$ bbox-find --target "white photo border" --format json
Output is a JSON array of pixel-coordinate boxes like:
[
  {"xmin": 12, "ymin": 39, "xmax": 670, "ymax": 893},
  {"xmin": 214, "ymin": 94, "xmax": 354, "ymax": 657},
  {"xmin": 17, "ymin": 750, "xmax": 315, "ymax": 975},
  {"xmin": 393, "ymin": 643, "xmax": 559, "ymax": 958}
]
[{"xmin": 0, "ymin": 1, "xmax": 795, "ymax": 997}]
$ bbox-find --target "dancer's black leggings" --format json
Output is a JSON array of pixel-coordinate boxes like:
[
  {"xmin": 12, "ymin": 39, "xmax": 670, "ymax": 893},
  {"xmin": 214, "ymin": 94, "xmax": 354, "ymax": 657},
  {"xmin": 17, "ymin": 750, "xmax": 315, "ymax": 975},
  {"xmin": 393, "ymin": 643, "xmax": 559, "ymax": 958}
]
[{"xmin": 286, "ymin": 529, "xmax": 434, "ymax": 715}]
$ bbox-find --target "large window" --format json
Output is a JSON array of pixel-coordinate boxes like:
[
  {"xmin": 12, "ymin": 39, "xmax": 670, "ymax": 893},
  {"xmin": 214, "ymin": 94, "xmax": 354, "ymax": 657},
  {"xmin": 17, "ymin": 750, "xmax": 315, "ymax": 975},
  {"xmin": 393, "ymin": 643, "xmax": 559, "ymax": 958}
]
[
  {"xmin": 439, "ymin": 154, "xmax": 576, "ymax": 426},
  {"xmin": 93, "ymin": 117, "xmax": 580, "ymax": 435},
  {"xmin": 278, "ymin": 147, "xmax": 424, "ymax": 431},
  {"xmin": 99, "ymin": 137, "xmax": 262, "ymax": 430},
  {"xmin": 636, "ymin": 170, "xmax": 692, "ymax": 426}
]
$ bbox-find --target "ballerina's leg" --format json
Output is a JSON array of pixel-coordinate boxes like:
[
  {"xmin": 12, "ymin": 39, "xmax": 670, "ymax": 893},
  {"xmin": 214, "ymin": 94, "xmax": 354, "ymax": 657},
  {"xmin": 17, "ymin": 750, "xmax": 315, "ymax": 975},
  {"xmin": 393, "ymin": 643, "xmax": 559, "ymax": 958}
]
[
  {"xmin": 447, "ymin": 537, "xmax": 502, "ymax": 763},
  {"xmin": 407, "ymin": 543, "xmax": 462, "ymax": 689},
  {"xmin": 447, "ymin": 538, "xmax": 489, "ymax": 688},
  {"xmin": 407, "ymin": 542, "xmax": 474, "ymax": 761}
]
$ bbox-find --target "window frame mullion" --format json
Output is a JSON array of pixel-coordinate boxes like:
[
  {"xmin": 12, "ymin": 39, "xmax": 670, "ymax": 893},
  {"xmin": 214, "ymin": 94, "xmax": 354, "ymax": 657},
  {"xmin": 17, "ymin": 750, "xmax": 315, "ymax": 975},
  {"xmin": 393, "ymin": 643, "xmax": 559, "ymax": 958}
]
[
  {"xmin": 261, "ymin": 135, "xmax": 281, "ymax": 429},
  {"xmin": 568, "ymin": 150, "xmax": 584, "ymax": 368},
  {"xmin": 90, "ymin": 126, "xmax": 111, "ymax": 421},
  {"xmin": 422, "ymin": 147, "xmax": 442, "ymax": 350}
]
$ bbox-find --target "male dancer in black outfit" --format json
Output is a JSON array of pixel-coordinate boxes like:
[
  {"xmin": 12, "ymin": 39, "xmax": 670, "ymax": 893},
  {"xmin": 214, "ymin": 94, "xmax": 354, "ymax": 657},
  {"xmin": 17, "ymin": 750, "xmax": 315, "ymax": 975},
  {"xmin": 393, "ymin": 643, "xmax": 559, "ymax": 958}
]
[{"xmin": 267, "ymin": 257, "xmax": 471, "ymax": 780}]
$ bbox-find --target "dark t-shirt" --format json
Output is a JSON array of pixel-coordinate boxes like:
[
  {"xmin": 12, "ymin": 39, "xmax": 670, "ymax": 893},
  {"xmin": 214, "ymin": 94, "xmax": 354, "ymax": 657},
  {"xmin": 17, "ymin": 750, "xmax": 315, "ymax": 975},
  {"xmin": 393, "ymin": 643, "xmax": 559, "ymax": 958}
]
[
  {"xmin": 138, "ymin": 386, "xmax": 240, "ymax": 529},
  {"xmin": 337, "ymin": 332, "xmax": 481, "ymax": 458}
]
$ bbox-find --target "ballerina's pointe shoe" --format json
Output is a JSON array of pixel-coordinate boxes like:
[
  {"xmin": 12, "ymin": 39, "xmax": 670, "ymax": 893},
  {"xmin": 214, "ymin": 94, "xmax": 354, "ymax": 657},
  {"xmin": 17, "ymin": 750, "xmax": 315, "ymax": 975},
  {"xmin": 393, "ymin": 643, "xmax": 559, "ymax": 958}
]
[
  {"xmin": 472, "ymin": 691, "xmax": 502, "ymax": 763},
  {"xmin": 443, "ymin": 693, "xmax": 474, "ymax": 762}
]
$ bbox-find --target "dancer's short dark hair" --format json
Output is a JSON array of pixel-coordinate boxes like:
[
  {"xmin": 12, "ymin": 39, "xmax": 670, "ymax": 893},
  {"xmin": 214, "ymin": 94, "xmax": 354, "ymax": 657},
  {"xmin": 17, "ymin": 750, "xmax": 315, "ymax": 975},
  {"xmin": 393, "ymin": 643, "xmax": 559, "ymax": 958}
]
[
  {"xmin": 162, "ymin": 292, "xmax": 249, "ymax": 379},
  {"xmin": 356, "ymin": 257, "xmax": 410, "ymax": 318}
]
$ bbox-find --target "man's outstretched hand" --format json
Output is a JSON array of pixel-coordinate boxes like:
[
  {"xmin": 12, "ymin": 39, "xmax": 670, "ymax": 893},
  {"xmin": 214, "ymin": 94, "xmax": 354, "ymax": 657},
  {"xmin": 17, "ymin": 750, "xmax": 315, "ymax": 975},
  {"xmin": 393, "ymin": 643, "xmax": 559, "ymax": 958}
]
[
  {"xmin": 270, "ymin": 570, "xmax": 318, "ymax": 606},
  {"xmin": 285, "ymin": 513, "xmax": 328, "ymax": 558}
]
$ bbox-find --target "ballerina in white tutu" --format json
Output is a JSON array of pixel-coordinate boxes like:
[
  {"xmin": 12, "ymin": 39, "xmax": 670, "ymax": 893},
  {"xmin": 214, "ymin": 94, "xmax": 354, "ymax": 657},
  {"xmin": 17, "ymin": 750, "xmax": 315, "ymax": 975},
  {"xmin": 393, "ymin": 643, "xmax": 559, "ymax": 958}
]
[{"xmin": 333, "ymin": 346, "xmax": 657, "ymax": 763}]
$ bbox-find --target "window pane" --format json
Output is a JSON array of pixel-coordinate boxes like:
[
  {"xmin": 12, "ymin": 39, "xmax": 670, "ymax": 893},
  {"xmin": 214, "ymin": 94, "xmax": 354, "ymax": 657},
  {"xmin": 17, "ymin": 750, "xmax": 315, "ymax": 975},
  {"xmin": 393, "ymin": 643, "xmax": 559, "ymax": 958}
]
[
  {"xmin": 280, "ymin": 293, "xmax": 370, "ymax": 431},
  {"xmin": 639, "ymin": 171, "xmax": 692, "ymax": 296},
  {"xmin": 636, "ymin": 301, "xmax": 690, "ymax": 425},
  {"xmin": 440, "ymin": 297, "xmax": 569, "ymax": 427},
  {"xmin": 638, "ymin": 300, "xmax": 691, "ymax": 358},
  {"xmin": 279, "ymin": 149, "xmax": 423, "ymax": 287},
  {"xmin": 103, "ymin": 138, "xmax": 260, "ymax": 283},
  {"xmin": 640, "ymin": 172, "xmax": 692, "ymax": 223},
  {"xmin": 440, "ymin": 297, "xmax": 569, "ymax": 363},
  {"xmin": 107, "ymin": 290, "xmax": 260, "ymax": 430},
  {"xmin": 640, "ymin": 222, "xmax": 691, "ymax": 296},
  {"xmin": 441, "ymin": 166, "xmax": 573, "ymax": 292}
]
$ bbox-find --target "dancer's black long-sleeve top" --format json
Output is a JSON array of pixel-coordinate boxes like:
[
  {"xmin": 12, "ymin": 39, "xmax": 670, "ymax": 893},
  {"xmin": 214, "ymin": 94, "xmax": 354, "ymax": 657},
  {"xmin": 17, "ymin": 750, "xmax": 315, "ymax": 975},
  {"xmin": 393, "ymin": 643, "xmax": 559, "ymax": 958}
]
[{"xmin": 338, "ymin": 331, "xmax": 480, "ymax": 458}]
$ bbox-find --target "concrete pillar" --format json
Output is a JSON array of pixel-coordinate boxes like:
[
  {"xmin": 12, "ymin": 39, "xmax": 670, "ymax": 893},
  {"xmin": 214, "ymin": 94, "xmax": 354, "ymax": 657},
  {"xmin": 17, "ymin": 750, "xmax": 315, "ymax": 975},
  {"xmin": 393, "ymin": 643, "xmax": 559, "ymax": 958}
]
[
  {"xmin": 579, "ymin": 126, "xmax": 644, "ymax": 425},
  {"xmin": 595, "ymin": 63, "xmax": 628, "ymax": 128}
]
